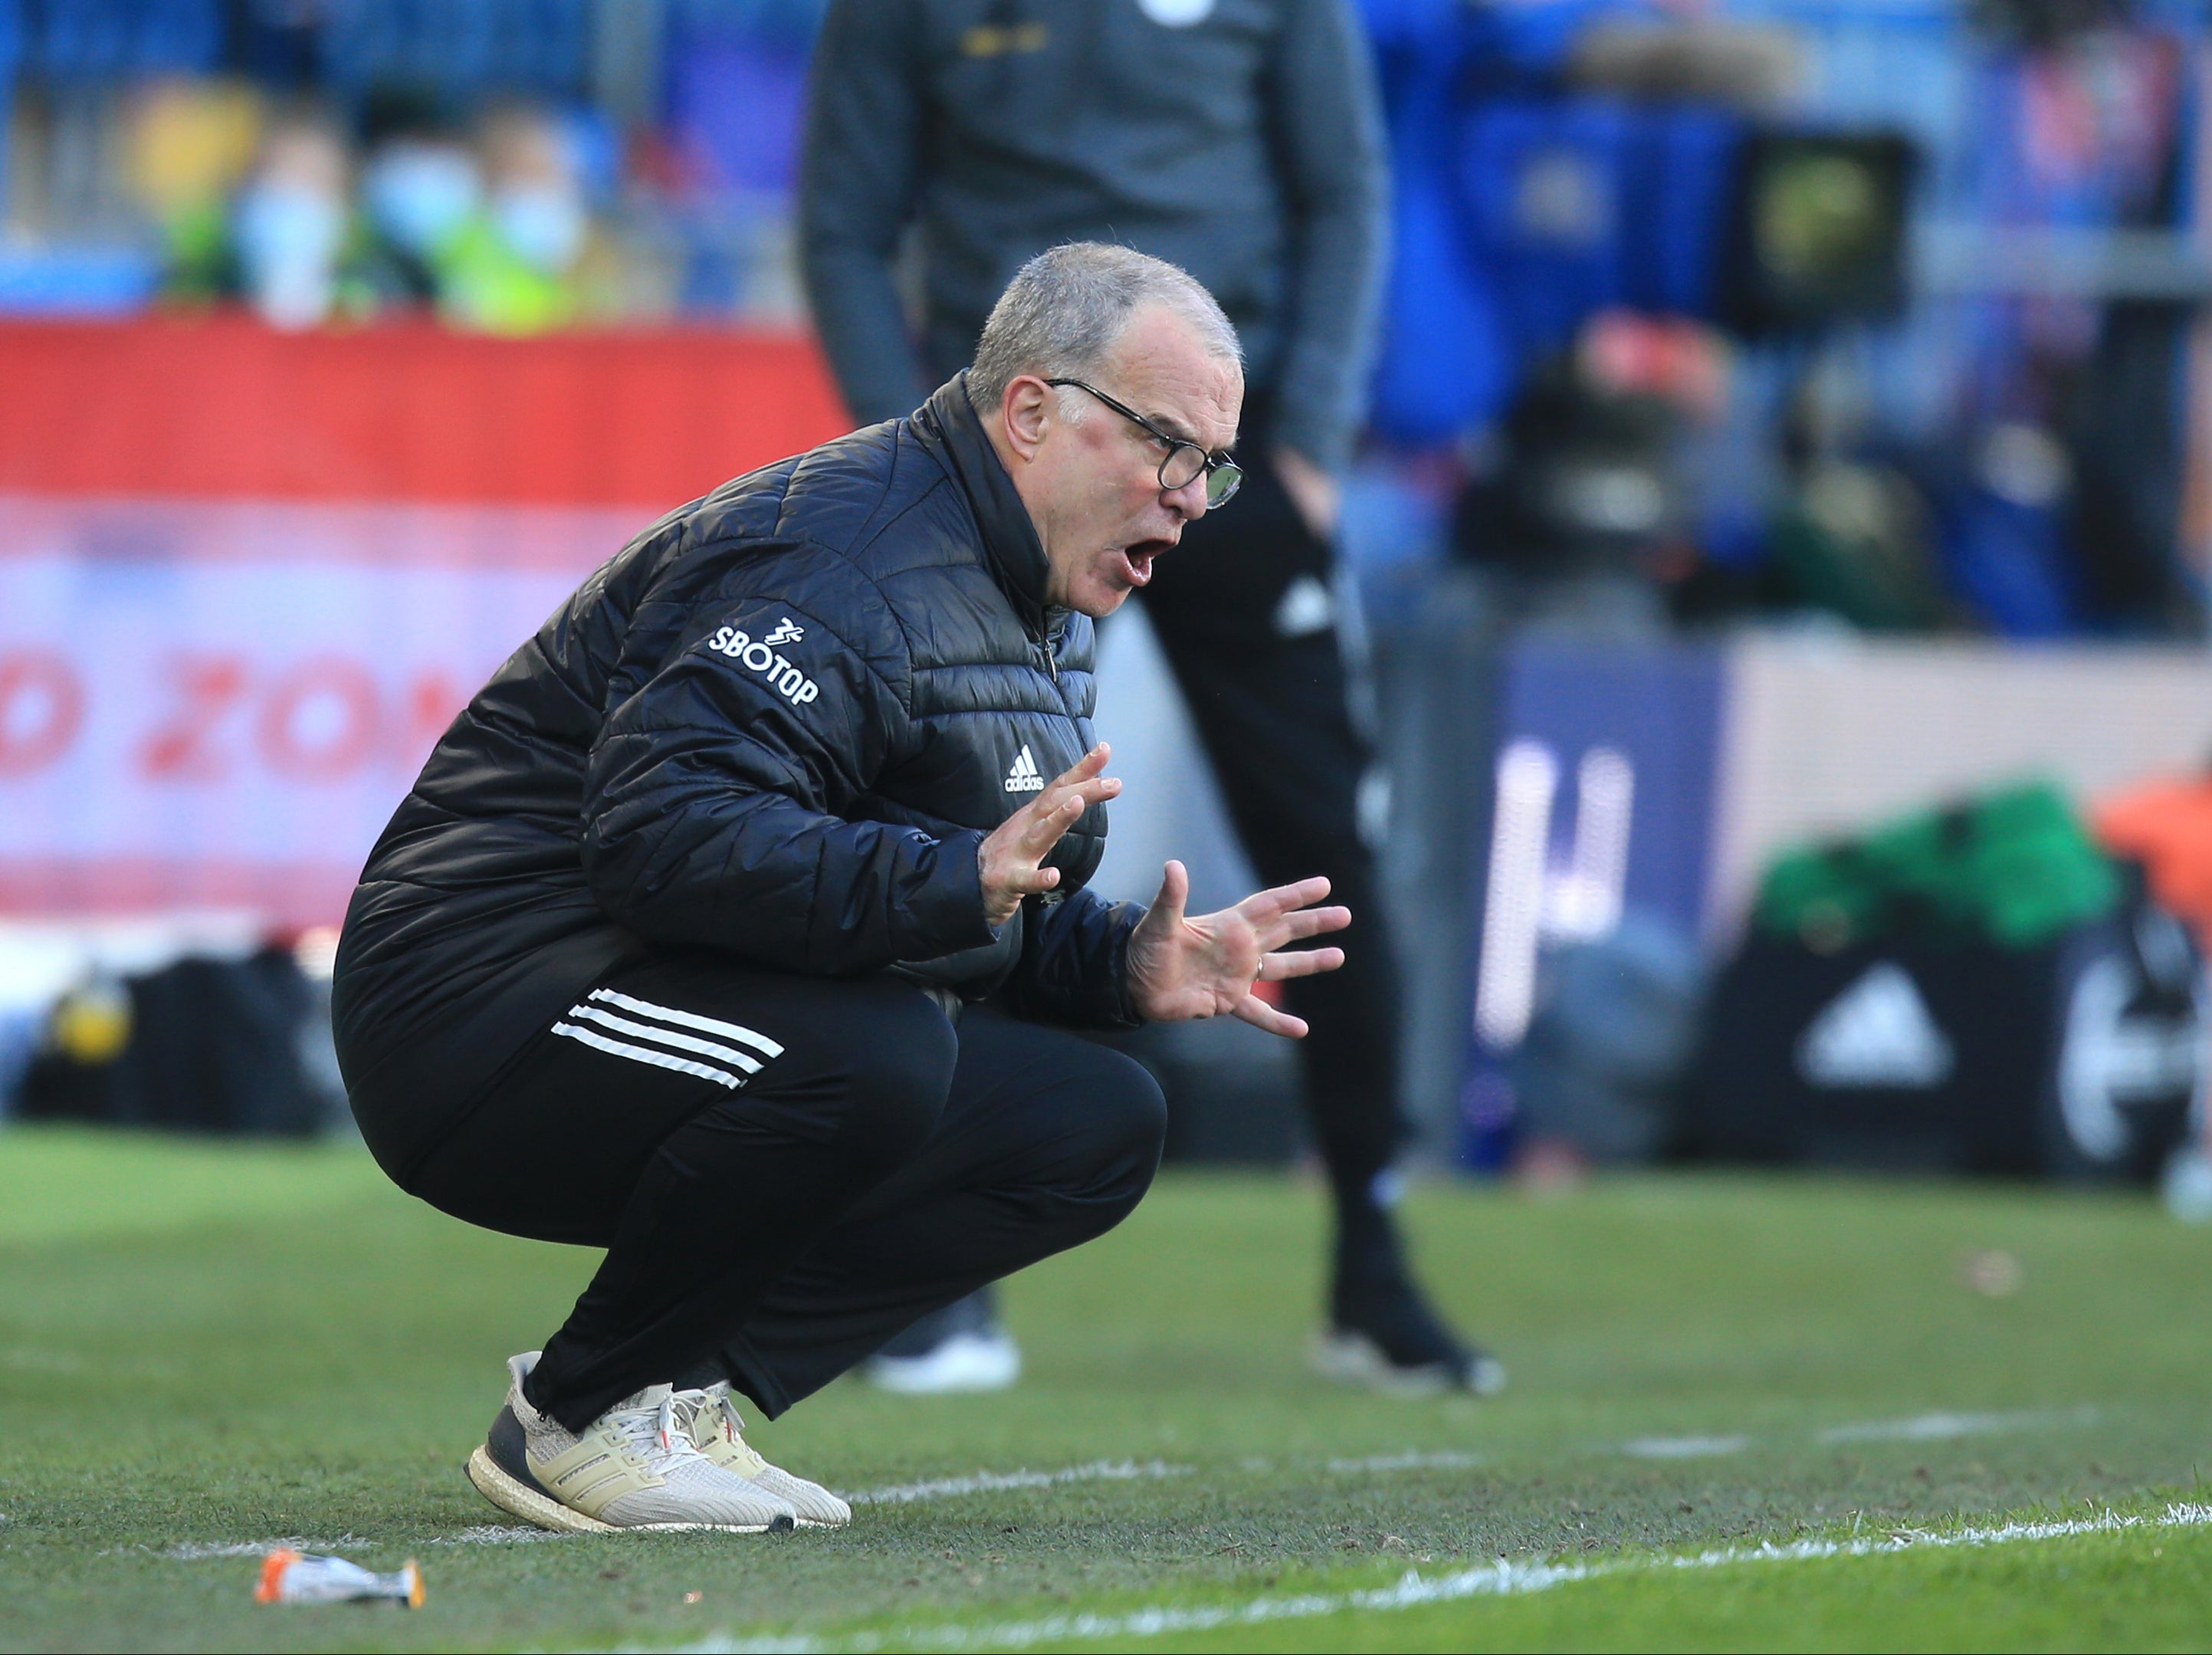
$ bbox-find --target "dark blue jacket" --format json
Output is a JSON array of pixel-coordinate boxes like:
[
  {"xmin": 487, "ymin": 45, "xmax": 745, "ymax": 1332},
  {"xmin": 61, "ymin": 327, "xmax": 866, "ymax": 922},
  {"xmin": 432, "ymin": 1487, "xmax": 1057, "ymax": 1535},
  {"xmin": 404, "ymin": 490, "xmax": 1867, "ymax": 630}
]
[{"xmin": 333, "ymin": 377, "xmax": 1141, "ymax": 1141}]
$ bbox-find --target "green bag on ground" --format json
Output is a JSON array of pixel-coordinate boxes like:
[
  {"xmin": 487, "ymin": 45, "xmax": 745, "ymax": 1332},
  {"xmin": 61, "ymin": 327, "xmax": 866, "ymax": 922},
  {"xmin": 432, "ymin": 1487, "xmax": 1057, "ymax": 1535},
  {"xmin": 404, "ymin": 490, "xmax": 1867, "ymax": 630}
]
[{"xmin": 1754, "ymin": 780, "xmax": 2121, "ymax": 952}]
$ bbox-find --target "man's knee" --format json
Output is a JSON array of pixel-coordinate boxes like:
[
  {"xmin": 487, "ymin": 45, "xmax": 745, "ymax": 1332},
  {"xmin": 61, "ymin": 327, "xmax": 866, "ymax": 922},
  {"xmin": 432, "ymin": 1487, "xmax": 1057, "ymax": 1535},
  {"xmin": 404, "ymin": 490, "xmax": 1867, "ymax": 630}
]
[
  {"xmin": 832, "ymin": 987, "xmax": 960, "ymax": 1169},
  {"xmin": 1064, "ymin": 1046, "xmax": 1167, "ymax": 1208}
]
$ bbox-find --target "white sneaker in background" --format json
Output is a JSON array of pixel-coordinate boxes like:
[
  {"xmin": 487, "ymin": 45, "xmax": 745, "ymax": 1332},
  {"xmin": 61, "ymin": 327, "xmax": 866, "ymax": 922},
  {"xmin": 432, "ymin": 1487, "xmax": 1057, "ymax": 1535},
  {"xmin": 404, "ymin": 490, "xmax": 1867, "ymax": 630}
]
[
  {"xmin": 464, "ymin": 1351, "xmax": 797, "ymax": 1534},
  {"xmin": 2163, "ymin": 1146, "xmax": 2212, "ymax": 1222},
  {"xmin": 1308, "ymin": 1328, "xmax": 1509, "ymax": 1399},
  {"xmin": 864, "ymin": 1328, "xmax": 1023, "ymax": 1394},
  {"xmin": 672, "ymin": 1381, "xmax": 852, "ymax": 1529}
]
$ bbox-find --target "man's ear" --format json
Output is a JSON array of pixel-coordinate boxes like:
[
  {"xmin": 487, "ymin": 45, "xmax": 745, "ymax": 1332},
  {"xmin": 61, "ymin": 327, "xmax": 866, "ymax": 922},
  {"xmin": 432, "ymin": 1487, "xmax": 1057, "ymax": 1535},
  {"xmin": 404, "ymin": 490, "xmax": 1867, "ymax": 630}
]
[{"xmin": 999, "ymin": 376, "xmax": 1053, "ymax": 461}]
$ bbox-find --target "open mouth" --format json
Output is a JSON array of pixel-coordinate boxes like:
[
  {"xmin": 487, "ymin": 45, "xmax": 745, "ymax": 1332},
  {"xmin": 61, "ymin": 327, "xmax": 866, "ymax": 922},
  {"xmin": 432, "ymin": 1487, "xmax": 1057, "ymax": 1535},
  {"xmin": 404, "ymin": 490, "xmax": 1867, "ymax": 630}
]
[{"xmin": 1118, "ymin": 539, "xmax": 1173, "ymax": 587}]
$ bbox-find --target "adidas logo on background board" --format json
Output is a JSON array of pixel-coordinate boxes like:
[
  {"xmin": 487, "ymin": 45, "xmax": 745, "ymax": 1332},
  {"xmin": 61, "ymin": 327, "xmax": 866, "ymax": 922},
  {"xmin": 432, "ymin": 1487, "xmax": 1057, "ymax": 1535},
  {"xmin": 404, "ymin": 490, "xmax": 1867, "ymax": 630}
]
[
  {"xmin": 1003, "ymin": 745, "xmax": 1045, "ymax": 793},
  {"xmin": 1796, "ymin": 961, "xmax": 1955, "ymax": 1089}
]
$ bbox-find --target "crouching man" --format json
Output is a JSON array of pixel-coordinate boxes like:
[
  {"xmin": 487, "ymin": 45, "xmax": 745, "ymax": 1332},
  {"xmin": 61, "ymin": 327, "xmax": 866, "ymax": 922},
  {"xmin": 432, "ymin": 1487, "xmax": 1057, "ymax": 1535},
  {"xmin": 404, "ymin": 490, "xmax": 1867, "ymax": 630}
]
[{"xmin": 332, "ymin": 243, "xmax": 1350, "ymax": 1535}]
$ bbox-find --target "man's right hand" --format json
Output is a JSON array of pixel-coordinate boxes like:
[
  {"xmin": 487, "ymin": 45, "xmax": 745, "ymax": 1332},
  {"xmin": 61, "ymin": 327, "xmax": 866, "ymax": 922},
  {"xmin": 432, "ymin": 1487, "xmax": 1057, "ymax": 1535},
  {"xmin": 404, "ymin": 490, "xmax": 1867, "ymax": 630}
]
[{"xmin": 976, "ymin": 744, "xmax": 1121, "ymax": 928}]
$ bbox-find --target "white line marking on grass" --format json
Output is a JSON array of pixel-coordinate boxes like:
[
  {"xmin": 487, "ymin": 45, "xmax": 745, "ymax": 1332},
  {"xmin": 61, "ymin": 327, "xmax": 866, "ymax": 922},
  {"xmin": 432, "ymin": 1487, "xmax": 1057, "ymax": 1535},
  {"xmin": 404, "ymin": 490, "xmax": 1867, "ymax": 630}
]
[
  {"xmin": 146, "ymin": 1527, "xmax": 562, "ymax": 1558},
  {"xmin": 150, "ymin": 1535, "xmax": 374, "ymax": 1561},
  {"xmin": 1817, "ymin": 1405, "xmax": 2099, "ymax": 1444},
  {"xmin": 140, "ymin": 1466, "xmax": 1193, "ymax": 1561},
  {"xmin": 1325, "ymin": 1450, "xmax": 1482, "ymax": 1474},
  {"xmin": 1622, "ymin": 1435, "xmax": 1751, "ymax": 1460},
  {"xmin": 684, "ymin": 1502, "xmax": 2212, "ymax": 1653},
  {"xmin": 842, "ymin": 1460, "xmax": 1190, "ymax": 1507},
  {"xmin": 437, "ymin": 1525, "xmax": 572, "ymax": 1545}
]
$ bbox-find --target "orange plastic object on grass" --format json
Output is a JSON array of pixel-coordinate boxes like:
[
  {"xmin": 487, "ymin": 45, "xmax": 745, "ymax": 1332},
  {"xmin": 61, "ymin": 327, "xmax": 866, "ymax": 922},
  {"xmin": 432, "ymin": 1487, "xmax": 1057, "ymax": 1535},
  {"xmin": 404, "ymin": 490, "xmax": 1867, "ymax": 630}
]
[{"xmin": 255, "ymin": 1547, "xmax": 425, "ymax": 1607}]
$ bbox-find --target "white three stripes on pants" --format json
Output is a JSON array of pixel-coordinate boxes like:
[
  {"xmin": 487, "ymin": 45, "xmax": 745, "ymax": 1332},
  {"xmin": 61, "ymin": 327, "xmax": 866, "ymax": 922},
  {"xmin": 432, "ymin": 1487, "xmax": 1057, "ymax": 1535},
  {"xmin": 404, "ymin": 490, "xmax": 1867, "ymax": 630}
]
[{"xmin": 550, "ymin": 987, "xmax": 785, "ymax": 1090}]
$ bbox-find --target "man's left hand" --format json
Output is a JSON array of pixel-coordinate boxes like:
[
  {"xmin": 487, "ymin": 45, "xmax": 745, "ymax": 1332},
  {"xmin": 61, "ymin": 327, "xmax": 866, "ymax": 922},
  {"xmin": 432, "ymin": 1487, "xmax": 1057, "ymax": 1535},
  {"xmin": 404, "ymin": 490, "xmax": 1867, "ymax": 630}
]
[{"xmin": 1126, "ymin": 861, "xmax": 1351, "ymax": 1037}]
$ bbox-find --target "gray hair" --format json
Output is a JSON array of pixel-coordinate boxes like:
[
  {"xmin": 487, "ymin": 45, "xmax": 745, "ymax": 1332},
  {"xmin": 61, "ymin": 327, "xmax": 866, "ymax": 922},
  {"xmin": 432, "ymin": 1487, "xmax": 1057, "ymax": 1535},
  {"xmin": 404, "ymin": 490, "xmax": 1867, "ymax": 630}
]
[{"xmin": 969, "ymin": 242, "xmax": 1242, "ymax": 415}]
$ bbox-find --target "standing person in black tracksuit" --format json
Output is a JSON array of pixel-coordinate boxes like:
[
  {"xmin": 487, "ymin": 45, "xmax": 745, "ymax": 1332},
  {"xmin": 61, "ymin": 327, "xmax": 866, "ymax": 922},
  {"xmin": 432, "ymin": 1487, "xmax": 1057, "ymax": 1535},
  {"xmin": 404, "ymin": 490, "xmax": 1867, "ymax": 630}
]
[
  {"xmin": 334, "ymin": 245, "xmax": 1352, "ymax": 1535},
  {"xmin": 799, "ymin": 0, "xmax": 1501, "ymax": 1394}
]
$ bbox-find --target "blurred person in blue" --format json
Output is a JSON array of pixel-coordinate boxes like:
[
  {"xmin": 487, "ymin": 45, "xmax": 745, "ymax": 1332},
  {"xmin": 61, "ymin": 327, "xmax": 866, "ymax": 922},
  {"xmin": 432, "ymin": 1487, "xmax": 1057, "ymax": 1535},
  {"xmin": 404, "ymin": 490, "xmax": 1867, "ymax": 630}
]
[{"xmin": 800, "ymin": 0, "xmax": 1503, "ymax": 1397}]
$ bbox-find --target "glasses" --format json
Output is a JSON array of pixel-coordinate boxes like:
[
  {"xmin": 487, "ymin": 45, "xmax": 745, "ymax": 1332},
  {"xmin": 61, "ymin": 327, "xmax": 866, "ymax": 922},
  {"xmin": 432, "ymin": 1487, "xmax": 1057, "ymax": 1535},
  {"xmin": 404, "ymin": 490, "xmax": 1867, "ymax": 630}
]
[{"xmin": 1045, "ymin": 378, "xmax": 1242, "ymax": 507}]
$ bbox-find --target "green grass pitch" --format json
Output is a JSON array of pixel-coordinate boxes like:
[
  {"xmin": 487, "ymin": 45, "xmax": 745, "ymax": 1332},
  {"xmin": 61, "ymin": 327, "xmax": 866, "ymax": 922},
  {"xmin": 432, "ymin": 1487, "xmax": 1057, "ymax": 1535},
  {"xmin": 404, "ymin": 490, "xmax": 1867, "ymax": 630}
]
[{"xmin": 3, "ymin": 1125, "xmax": 2210, "ymax": 1652}]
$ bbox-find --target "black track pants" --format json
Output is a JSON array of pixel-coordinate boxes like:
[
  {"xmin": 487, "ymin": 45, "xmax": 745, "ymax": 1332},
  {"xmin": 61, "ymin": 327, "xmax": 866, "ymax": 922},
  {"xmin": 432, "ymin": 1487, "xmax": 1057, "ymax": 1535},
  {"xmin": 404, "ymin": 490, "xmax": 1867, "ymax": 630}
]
[
  {"xmin": 1140, "ymin": 438, "xmax": 1406, "ymax": 1203},
  {"xmin": 389, "ymin": 951, "xmax": 1167, "ymax": 1430}
]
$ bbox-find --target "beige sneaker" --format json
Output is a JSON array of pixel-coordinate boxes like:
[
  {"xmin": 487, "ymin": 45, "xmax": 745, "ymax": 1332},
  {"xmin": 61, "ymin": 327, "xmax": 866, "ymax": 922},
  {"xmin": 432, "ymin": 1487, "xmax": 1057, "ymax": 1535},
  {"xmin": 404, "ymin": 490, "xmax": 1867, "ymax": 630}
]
[
  {"xmin": 464, "ymin": 1352, "xmax": 797, "ymax": 1535},
  {"xmin": 671, "ymin": 1381, "xmax": 852, "ymax": 1529}
]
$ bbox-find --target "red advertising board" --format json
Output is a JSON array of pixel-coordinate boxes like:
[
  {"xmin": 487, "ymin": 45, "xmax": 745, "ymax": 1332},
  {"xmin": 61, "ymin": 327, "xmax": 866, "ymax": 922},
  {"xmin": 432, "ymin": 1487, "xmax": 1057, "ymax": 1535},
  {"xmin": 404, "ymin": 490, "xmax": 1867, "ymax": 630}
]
[{"xmin": 0, "ymin": 317, "xmax": 852, "ymax": 926}]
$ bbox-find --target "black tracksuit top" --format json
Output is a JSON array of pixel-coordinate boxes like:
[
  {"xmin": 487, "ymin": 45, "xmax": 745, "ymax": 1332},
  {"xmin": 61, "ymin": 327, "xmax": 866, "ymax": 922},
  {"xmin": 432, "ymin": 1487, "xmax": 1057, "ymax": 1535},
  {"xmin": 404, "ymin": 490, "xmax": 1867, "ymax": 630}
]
[{"xmin": 332, "ymin": 376, "xmax": 1141, "ymax": 1124}]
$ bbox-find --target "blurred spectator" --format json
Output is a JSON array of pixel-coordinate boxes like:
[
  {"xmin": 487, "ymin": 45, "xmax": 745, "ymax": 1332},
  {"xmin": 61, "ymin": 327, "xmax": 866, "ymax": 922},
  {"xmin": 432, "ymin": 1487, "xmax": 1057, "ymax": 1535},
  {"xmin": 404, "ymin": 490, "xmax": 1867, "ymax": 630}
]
[
  {"xmin": 231, "ymin": 110, "xmax": 352, "ymax": 328},
  {"xmin": 359, "ymin": 128, "xmax": 481, "ymax": 304},
  {"xmin": 432, "ymin": 104, "xmax": 592, "ymax": 334},
  {"xmin": 1453, "ymin": 309, "xmax": 1733, "ymax": 635},
  {"xmin": 128, "ymin": 96, "xmax": 618, "ymax": 334},
  {"xmin": 123, "ymin": 77, "xmax": 264, "ymax": 302},
  {"xmin": 1739, "ymin": 346, "xmax": 1954, "ymax": 633},
  {"xmin": 1932, "ymin": 0, "xmax": 2201, "ymax": 636}
]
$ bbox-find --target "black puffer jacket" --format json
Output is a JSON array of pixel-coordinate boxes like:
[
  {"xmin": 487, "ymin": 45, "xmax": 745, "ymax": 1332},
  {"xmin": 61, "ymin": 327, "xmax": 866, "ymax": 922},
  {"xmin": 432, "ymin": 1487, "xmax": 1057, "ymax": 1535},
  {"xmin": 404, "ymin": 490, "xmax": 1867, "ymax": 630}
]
[{"xmin": 333, "ymin": 376, "xmax": 1141, "ymax": 1131}]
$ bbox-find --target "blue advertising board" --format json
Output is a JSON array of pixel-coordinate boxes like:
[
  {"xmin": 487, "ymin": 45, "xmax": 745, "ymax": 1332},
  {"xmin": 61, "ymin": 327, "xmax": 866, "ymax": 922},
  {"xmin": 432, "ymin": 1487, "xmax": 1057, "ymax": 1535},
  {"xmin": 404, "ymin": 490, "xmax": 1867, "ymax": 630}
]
[{"xmin": 1462, "ymin": 639, "xmax": 1724, "ymax": 1165}]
